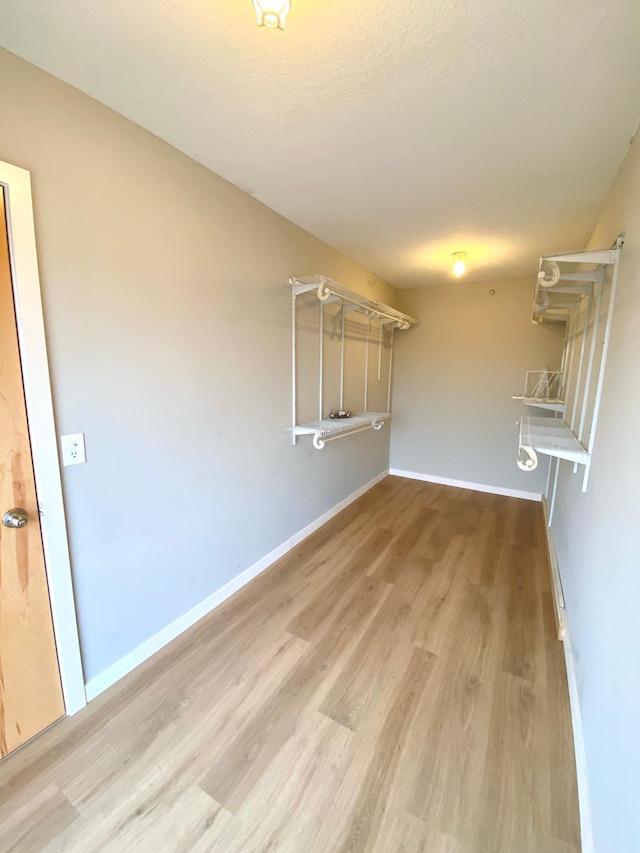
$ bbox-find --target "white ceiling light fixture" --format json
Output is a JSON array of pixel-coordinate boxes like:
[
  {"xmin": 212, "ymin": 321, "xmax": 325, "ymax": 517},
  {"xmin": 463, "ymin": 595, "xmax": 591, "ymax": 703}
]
[
  {"xmin": 252, "ymin": 0, "xmax": 291, "ymax": 30},
  {"xmin": 452, "ymin": 252, "xmax": 467, "ymax": 277}
]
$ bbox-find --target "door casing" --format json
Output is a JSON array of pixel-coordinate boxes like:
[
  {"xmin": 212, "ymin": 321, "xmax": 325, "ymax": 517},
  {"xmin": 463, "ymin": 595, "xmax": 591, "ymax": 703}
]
[{"xmin": 1, "ymin": 159, "xmax": 86, "ymax": 715}]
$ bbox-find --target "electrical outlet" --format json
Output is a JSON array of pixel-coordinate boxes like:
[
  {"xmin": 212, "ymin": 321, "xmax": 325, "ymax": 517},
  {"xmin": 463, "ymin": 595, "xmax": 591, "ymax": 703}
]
[{"xmin": 61, "ymin": 433, "xmax": 86, "ymax": 467}]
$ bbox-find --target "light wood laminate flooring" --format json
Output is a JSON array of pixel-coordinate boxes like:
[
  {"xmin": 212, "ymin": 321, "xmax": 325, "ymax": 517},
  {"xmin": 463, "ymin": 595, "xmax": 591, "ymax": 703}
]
[{"xmin": 0, "ymin": 477, "xmax": 580, "ymax": 852}]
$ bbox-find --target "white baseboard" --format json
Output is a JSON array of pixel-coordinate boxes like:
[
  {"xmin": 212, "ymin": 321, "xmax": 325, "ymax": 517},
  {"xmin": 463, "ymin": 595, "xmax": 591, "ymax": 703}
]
[
  {"xmin": 388, "ymin": 468, "xmax": 541, "ymax": 501},
  {"xmin": 562, "ymin": 624, "xmax": 594, "ymax": 853},
  {"xmin": 541, "ymin": 499, "xmax": 593, "ymax": 853},
  {"xmin": 84, "ymin": 469, "xmax": 389, "ymax": 702},
  {"xmin": 541, "ymin": 497, "xmax": 567, "ymax": 639}
]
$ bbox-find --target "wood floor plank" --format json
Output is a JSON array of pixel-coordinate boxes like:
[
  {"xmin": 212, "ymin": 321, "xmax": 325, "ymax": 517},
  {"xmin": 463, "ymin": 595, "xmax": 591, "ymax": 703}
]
[
  {"xmin": 408, "ymin": 540, "xmax": 470, "ymax": 655},
  {"xmin": 415, "ymin": 510, "xmax": 455, "ymax": 564},
  {"xmin": 200, "ymin": 575, "xmax": 390, "ymax": 811},
  {"xmin": 318, "ymin": 568, "xmax": 430, "ymax": 730},
  {"xmin": 369, "ymin": 507, "xmax": 437, "ymax": 583},
  {"xmin": 372, "ymin": 809, "xmax": 470, "ymax": 853},
  {"xmin": 40, "ymin": 788, "xmax": 232, "ymax": 853},
  {"xmin": 0, "ymin": 783, "xmax": 78, "ymax": 853},
  {"xmin": 367, "ymin": 478, "xmax": 427, "ymax": 529},
  {"xmin": 406, "ymin": 583, "xmax": 499, "ymax": 843},
  {"xmin": 200, "ymin": 712, "xmax": 354, "ymax": 853},
  {"xmin": 415, "ymin": 481, "xmax": 451, "ymax": 511},
  {"xmin": 477, "ymin": 510, "xmax": 509, "ymax": 589},
  {"xmin": 334, "ymin": 646, "xmax": 438, "ymax": 852},
  {"xmin": 446, "ymin": 497, "xmax": 482, "ymax": 538},
  {"xmin": 0, "ymin": 477, "xmax": 580, "ymax": 852},
  {"xmin": 442, "ymin": 529, "xmax": 488, "ymax": 586},
  {"xmin": 286, "ymin": 527, "xmax": 394, "ymax": 641},
  {"xmin": 500, "ymin": 544, "xmax": 547, "ymax": 685},
  {"xmin": 478, "ymin": 670, "xmax": 551, "ymax": 852},
  {"xmin": 61, "ymin": 633, "xmax": 311, "ymax": 814}
]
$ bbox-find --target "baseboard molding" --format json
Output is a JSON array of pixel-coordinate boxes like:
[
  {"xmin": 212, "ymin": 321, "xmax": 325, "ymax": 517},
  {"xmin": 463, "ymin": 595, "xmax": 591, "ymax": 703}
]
[
  {"xmin": 541, "ymin": 499, "xmax": 593, "ymax": 853},
  {"xmin": 84, "ymin": 469, "xmax": 389, "ymax": 702},
  {"xmin": 388, "ymin": 468, "xmax": 541, "ymax": 501},
  {"xmin": 562, "ymin": 623, "xmax": 594, "ymax": 853},
  {"xmin": 541, "ymin": 497, "xmax": 567, "ymax": 639}
]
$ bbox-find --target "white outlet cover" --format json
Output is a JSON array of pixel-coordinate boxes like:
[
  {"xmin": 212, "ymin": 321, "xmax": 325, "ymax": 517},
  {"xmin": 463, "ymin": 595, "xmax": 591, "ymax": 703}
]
[{"xmin": 61, "ymin": 433, "xmax": 86, "ymax": 467}]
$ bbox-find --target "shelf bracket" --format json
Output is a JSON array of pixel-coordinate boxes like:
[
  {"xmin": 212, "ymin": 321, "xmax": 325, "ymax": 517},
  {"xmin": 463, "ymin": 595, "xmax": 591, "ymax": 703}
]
[
  {"xmin": 290, "ymin": 280, "xmax": 319, "ymax": 297},
  {"xmin": 517, "ymin": 444, "xmax": 538, "ymax": 472},
  {"xmin": 311, "ymin": 419, "xmax": 386, "ymax": 450},
  {"xmin": 313, "ymin": 433, "xmax": 326, "ymax": 450}
]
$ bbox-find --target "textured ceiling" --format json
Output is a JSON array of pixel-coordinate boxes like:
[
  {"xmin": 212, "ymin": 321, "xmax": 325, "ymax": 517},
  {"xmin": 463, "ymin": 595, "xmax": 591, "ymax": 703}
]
[{"xmin": 1, "ymin": 0, "xmax": 639, "ymax": 287}]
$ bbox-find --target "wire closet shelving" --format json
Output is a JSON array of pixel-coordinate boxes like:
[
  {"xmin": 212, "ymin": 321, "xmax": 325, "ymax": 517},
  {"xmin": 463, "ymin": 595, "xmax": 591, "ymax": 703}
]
[
  {"xmin": 516, "ymin": 238, "xmax": 623, "ymax": 516},
  {"xmin": 512, "ymin": 369, "xmax": 566, "ymax": 413},
  {"xmin": 288, "ymin": 276, "xmax": 418, "ymax": 449}
]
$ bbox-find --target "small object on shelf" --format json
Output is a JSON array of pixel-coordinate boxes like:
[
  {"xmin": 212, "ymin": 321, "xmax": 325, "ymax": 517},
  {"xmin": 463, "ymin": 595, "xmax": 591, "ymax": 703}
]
[{"xmin": 328, "ymin": 410, "xmax": 351, "ymax": 419}]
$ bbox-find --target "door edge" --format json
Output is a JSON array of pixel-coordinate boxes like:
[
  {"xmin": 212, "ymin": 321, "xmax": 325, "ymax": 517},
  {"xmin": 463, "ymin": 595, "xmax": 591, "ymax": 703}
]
[{"xmin": 1, "ymin": 159, "xmax": 86, "ymax": 715}]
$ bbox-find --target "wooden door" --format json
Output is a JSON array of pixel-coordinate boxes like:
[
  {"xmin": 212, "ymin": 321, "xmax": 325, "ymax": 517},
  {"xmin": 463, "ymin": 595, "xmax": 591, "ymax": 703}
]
[{"xmin": 0, "ymin": 186, "xmax": 64, "ymax": 757}]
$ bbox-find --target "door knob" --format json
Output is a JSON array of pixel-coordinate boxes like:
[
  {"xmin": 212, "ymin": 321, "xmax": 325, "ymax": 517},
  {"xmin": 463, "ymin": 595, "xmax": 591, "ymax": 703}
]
[{"xmin": 2, "ymin": 508, "xmax": 28, "ymax": 528}]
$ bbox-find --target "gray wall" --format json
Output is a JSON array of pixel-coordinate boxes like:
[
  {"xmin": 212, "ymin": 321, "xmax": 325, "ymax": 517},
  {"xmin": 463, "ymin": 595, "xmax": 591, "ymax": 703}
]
[
  {"xmin": 0, "ymin": 49, "xmax": 397, "ymax": 683},
  {"xmin": 551, "ymin": 136, "xmax": 640, "ymax": 853},
  {"xmin": 389, "ymin": 278, "xmax": 563, "ymax": 494}
]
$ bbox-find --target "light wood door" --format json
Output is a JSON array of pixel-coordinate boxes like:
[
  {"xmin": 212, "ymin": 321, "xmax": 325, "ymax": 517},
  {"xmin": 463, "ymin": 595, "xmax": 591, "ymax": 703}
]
[{"xmin": 0, "ymin": 186, "xmax": 64, "ymax": 758}]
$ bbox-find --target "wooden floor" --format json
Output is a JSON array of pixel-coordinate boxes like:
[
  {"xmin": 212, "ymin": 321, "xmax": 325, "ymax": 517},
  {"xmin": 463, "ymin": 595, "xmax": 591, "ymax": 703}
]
[{"xmin": 0, "ymin": 477, "xmax": 580, "ymax": 852}]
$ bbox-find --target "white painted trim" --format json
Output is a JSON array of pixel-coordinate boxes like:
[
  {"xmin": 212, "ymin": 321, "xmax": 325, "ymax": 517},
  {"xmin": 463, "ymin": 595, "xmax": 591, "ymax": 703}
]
[
  {"xmin": 388, "ymin": 468, "xmax": 541, "ymax": 501},
  {"xmin": 541, "ymin": 497, "xmax": 567, "ymax": 639},
  {"xmin": 541, "ymin": 497, "xmax": 592, "ymax": 852},
  {"xmin": 1, "ymin": 160, "xmax": 86, "ymax": 714},
  {"xmin": 562, "ymin": 623, "xmax": 594, "ymax": 853},
  {"xmin": 85, "ymin": 469, "xmax": 389, "ymax": 700}
]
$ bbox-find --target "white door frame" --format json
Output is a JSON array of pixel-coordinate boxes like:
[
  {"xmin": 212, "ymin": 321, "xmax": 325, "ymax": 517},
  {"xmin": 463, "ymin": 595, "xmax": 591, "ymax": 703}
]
[{"xmin": 1, "ymin": 159, "xmax": 86, "ymax": 715}]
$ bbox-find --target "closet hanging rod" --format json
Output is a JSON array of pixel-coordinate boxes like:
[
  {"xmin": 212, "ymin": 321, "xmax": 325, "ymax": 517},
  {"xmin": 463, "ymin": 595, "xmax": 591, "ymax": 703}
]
[{"xmin": 288, "ymin": 275, "xmax": 418, "ymax": 330}]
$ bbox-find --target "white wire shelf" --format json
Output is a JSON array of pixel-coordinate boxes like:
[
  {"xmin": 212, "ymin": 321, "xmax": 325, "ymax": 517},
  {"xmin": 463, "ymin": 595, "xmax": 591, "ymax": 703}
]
[
  {"xmin": 520, "ymin": 237, "xmax": 622, "ymax": 504},
  {"xmin": 291, "ymin": 412, "xmax": 390, "ymax": 450},
  {"xmin": 288, "ymin": 273, "xmax": 418, "ymax": 450},
  {"xmin": 289, "ymin": 276, "xmax": 418, "ymax": 330},
  {"xmin": 512, "ymin": 370, "xmax": 566, "ymax": 412},
  {"xmin": 531, "ymin": 243, "xmax": 622, "ymax": 327},
  {"xmin": 512, "ymin": 396, "xmax": 565, "ymax": 413},
  {"xmin": 517, "ymin": 416, "xmax": 589, "ymax": 471}
]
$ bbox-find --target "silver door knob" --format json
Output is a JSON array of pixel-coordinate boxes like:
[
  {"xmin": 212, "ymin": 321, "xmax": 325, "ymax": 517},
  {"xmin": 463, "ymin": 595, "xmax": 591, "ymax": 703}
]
[{"xmin": 2, "ymin": 508, "xmax": 28, "ymax": 528}]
